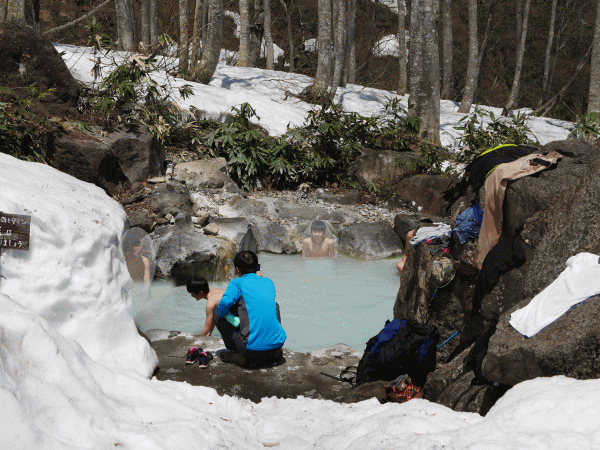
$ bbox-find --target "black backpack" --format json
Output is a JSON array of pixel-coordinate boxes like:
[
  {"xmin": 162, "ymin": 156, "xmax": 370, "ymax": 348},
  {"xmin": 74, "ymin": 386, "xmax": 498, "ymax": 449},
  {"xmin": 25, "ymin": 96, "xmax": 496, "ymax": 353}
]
[{"xmin": 354, "ymin": 319, "xmax": 439, "ymax": 387}]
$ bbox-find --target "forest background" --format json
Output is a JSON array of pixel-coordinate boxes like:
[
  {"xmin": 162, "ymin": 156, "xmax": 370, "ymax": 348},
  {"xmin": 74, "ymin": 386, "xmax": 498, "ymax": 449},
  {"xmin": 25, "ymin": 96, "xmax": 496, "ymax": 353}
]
[{"xmin": 10, "ymin": 0, "xmax": 598, "ymax": 123}]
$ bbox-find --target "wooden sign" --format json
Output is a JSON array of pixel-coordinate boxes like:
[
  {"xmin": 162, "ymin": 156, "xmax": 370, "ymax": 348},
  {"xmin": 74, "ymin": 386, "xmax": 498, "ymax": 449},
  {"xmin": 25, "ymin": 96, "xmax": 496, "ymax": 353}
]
[{"xmin": 0, "ymin": 212, "xmax": 31, "ymax": 251}]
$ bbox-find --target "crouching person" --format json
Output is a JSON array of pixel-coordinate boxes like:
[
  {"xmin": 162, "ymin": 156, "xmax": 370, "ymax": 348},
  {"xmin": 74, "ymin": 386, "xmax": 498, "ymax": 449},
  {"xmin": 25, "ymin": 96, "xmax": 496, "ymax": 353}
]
[{"xmin": 215, "ymin": 251, "xmax": 286, "ymax": 367}]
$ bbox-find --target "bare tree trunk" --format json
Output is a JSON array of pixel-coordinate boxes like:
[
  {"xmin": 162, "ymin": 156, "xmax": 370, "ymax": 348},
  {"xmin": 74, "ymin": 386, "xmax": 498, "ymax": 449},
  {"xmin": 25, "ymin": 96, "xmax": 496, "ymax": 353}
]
[
  {"xmin": 347, "ymin": 0, "xmax": 356, "ymax": 83},
  {"xmin": 397, "ymin": 0, "xmax": 407, "ymax": 95},
  {"xmin": 458, "ymin": 0, "xmax": 478, "ymax": 113},
  {"xmin": 539, "ymin": 0, "xmax": 558, "ymax": 107},
  {"xmin": 191, "ymin": 0, "xmax": 222, "ymax": 84},
  {"xmin": 150, "ymin": 0, "xmax": 159, "ymax": 46},
  {"xmin": 249, "ymin": 0, "xmax": 264, "ymax": 66},
  {"xmin": 238, "ymin": 0, "xmax": 251, "ymax": 66},
  {"xmin": 504, "ymin": 0, "xmax": 531, "ymax": 113},
  {"xmin": 306, "ymin": 0, "xmax": 333, "ymax": 98},
  {"xmin": 201, "ymin": 0, "xmax": 209, "ymax": 50},
  {"xmin": 179, "ymin": 0, "xmax": 190, "ymax": 72},
  {"xmin": 141, "ymin": 0, "xmax": 150, "ymax": 49},
  {"xmin": 476, "ymin": 0, "xmax": 495, "ymax": 75},
  {"xmin": 5, "ymin": 0, "xmax": 26, "ymax": 23},
  {"xmin": 329, "ymin": 0, "xmax": 347, "ymax": 97},
  {"xmin": 264, "ymin": 0, "xmax": 274, "ymax": 69},
  {"xmin": 191, "ymin": 0, "xmax": 203, "ymax": 66},
  {"xmin": 589, "ymin": 0, "xmax": 600, "ymax": 113},
  {"xmin": 278, "ymin": 0, "xmax": 294, "ymax": 72},
  {"xmin": 441, "ymin": 0, "xmax": 453, "ymax": 99},
  {"xmin": 0, "ymin": 1, "xmax": 6, "ymax": 22},
  {"xmin": 115, "ymin": 0, "xmax": 137, "ymax": 51},
  {"xmin": 516, "ymin": 0, "xmax": 523, "ymax": 42},
  {"xmin": 410, "ymin": 0, "xmax": 440, "ymax": 144}
]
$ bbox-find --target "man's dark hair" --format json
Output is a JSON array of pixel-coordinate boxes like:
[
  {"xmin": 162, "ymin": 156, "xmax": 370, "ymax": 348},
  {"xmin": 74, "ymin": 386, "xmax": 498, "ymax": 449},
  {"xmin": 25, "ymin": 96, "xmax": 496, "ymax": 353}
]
[
  {"xmin": 234, "ymin": 251, "xmax": 259, "ymax": 275},
  {"xmin": 311, "ymin": 220, "xmax": 326, "ymax": 233},
  {"xmin": 187, "ymin": 277, "xmax": 209, "ymax": 295}
]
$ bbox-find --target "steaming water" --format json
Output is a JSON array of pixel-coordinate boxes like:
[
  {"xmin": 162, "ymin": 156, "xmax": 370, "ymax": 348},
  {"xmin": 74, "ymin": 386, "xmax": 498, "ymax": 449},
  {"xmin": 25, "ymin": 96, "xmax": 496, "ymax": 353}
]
[{"xmin": 131, "ymin": 253, "xmax": 400, "ymax": 352}]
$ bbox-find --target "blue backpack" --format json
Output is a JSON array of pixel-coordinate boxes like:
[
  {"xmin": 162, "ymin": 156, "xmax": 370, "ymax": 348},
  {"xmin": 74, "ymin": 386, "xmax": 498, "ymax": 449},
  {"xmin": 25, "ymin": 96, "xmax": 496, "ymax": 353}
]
[{"xmin": 355, "ymin": 319, "xmax": 439, "ymax": 387}]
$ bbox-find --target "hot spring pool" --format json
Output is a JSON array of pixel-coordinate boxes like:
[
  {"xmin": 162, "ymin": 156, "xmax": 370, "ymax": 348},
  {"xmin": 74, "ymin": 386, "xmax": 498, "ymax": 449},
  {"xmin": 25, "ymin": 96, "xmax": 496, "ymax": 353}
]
[{"xmin": 131, "ymin": 253, "xmax": 401, "ymax": 352}]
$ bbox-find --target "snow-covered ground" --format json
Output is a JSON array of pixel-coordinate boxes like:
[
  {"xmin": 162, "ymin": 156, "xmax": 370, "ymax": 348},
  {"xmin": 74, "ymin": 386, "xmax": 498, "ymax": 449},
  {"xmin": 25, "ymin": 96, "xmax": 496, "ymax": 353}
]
[{"xmin": 0, "ymin": 45, "xmax": 595, "ymax": 449}]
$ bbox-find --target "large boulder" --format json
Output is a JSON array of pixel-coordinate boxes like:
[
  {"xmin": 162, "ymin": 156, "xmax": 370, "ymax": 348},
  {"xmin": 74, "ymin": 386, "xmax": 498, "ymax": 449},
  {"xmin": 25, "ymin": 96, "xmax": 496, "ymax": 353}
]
[
  {"xmin": 390, "ymin": 174, "xmax": 454, "ymax": 216},
  {"xmin": 481, "ymin": 295, "xmax": 600, "ymax": 386},
  {"xmin": 150, "ymin": 227, "xmax": 235, "ymax": 283},
  {"xmin": 174, "ymin": 158, "xmax": 240, "ymax": 193},
  {"xmin": 351, "ymin": 148, "xmax": 419, "ymax": 187},
  {"xmin": 49, "ymin": 124, "xmax": 164, "ymax": 196},
  {"xmin": 251, "ymin": 220, "xmax": 305, "ymax": 254},
  {"xmin": 0, "ymin": 22, "xmax": 79, "ymax": 112},
  {"xmin": 148, "ymin": 181, "xmax": 193, "ymax": 217},
  {"xmin": 338, "ymin": 221, "xmax": 403, "ymax": 259},
  {"xmin": 206, "ymin": 217, "xmax": 258, "ymax": 253}
]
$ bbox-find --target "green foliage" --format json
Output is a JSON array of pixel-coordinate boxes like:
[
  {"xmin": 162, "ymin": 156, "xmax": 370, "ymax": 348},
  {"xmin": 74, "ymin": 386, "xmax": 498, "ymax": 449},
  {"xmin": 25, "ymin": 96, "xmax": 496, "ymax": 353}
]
[
  {"xmin": 454, "ymin": 106, "xmax": 540, "ymax": 163},
  {"xmin": 0, "ymin": 87, "xmax": 50, "ymax": 163},
  {"xmin": 568, "ymin": 112, "xmax": 600, "ymax": 141},
  {"xmin": 81, "ymin": 18, "xmax": 191, "ymax": 141}
]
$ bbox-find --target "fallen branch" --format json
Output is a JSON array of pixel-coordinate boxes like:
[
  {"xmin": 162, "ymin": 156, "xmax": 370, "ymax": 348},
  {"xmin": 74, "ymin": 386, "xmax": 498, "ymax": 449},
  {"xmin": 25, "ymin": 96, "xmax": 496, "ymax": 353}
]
[{"xmin": 43, "ymin": 0, "xmax": 114, "ymax": 37}]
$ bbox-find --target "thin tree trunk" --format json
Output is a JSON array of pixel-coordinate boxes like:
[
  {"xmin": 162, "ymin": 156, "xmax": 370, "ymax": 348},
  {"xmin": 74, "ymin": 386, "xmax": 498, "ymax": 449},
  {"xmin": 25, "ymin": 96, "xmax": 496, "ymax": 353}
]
[
  {"xmin": 397, "ymin": 0, "xmax": 407, "ymax": 95},
  {"xmin": 441, "ymin": 0, "xmax": 452, "ymax": 99},
  {"xmin": 0, "ymin": 1, "xmax": 6, "ymax": 22},
  {"xmin": 539, "ymin": 0, "xmax": 558, "ymax": 107},
  {"xmin": 516, "ymin": 0, "xmax": 523, "ymax": 42},
  {"xmin": 43, "ymin": 0, "xmax": 114, "ymax": 36},
  {"xmin": 179, "ymin": 0, "xmax": 190, "ymax": 72},
  {"xmin": 458, "ymin": 0, "xmax": 478, "ymax": 113},
  {"xmin": 249, "ymin": 0, "xmax": 264, "ymax": 66},
  {"xmin": 538, "ymin": 44, "xmax": 592, "ymax": 116},
  {"xmin": 410, "ymin": 0, "xmax": 440, "ymax": 144},
  {"xmin": 504, "ymin": 0, "xmax": 531, "ymax": 113},
  {"xmin": 141, "ymin": 0, "xmax": 150, "ymax": 49},
  {"xmin": 306, "ymin": 0, "xmax": 333, "ymax": 98},
  {"xmin": 347, "ymin": 0, "xmax": 356, "ymax": 83},
  {"xmin": 191, "ymin": 0, "xmax": 203, "ymax": 66},
  {"xmin": 201, "ymin": 0, "xmax": 209, "ymax": 52},
  {"xmin": 264, "ymin": 0, "xmax": 274, "ymax": 69},
  {"xmin": 476, "ymin": 0, "xmax": 495, "ymax": 76},
  {"xmin": 278, "ymin": 0, "xmax": 294, "ymax": 72},
  {"xmin": 238, "ymin": 0, "xmax": 251, "ymax": 66},
  {"xmin": 589, "ymin": 0, "xmax": 600, "ymax": 112},
  {"xmin": 191, "ymin": 0, "xmax": 222, "ymax": 84},
  {"xmin": 329, "ymin": 0, "xmax": 346, "ymax": 98},
  {"xmin": 150, "ymin": 0, "xmax": 159, "ymax": 46}
]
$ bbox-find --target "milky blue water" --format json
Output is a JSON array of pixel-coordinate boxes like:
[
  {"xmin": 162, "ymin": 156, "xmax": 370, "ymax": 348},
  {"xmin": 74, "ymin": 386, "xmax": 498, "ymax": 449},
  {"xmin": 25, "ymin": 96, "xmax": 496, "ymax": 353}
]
[{"xmin": 131, "ymin": 253, "xmax": 401, "ymax": 352}]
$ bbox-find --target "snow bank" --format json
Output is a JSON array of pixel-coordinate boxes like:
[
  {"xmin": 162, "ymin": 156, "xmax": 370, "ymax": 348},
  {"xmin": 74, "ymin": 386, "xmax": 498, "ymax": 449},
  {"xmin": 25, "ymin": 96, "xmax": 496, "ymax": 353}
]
[{"xmin": 0, "ymin": 154, "xmax": 157, "ymax": 377}]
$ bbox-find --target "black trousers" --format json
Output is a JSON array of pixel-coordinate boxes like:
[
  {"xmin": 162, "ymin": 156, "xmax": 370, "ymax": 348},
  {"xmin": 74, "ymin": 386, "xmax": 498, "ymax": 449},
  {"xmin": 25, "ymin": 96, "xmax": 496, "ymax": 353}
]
[{"xmin": 213, "ymin": 314, "xmax": 282, "ymax": 361}]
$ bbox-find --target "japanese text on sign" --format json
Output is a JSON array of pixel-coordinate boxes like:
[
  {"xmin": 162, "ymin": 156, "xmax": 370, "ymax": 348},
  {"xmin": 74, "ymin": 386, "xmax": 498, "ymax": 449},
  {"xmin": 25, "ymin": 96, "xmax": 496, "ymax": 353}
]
[{"xmin": 0, "ymin": 212, "xmax": 31, "ymax": 251}]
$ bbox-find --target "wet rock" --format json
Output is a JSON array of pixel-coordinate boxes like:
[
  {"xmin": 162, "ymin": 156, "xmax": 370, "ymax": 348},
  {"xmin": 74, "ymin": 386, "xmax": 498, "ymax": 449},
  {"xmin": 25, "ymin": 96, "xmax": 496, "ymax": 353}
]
[
  {"xmin": 150, "ymin": 227, "xmax": 235, "ymax": 283},
  {"xmin": 147, "ymin": 331, "xmax": 361, "ymax": 403},
  {"xmin": 338, "ymin": 221, "xmax": 402, "ymax": 259},
  {"xmin": 208, "ymin": 218, "xmax": 258, "ymax": 253},
  {"xmin": 351, "ymin": 148, "xmax": 419, "ymax": 187}
]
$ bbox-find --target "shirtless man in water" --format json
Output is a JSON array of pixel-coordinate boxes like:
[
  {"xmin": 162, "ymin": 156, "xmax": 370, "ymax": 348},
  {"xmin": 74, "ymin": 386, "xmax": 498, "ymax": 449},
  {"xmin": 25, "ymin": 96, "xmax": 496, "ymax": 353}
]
[
  {"xmin": 302, "ymin": 220, "xmax": 336, "ymax": 258},
  {"xmin": 187, "ymin": 277, "xmax": 225, "ymax": 336}
]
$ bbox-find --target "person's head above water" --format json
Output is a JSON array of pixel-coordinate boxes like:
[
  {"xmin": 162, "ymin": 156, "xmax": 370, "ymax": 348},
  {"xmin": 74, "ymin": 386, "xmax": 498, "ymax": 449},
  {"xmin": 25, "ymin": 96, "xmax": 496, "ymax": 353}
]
[
  {"xmin": 311, "ymin": 220, "xmax": 327, "ymax": 234},
  {"xmin": 186, "ymin": 277, "xmax": 209, "ymax": 297},
  {"xmin": 234, "ymin": 250, "xmax": 260, "ymax": 275}
]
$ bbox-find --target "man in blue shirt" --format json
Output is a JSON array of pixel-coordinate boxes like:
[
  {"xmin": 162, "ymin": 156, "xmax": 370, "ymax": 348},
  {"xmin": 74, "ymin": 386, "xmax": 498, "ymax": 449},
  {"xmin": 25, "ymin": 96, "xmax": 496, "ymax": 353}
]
[{"xmin": 215, "ymin": 251, "xmax": 286, "ymax": 367}]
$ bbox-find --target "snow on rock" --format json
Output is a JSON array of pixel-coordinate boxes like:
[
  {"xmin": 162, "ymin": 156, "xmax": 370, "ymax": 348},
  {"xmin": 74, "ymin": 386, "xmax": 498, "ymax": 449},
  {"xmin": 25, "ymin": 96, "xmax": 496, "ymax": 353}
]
[{"xmin": 0, "ymin": 154, "xmax": 157, "ymax": 377}]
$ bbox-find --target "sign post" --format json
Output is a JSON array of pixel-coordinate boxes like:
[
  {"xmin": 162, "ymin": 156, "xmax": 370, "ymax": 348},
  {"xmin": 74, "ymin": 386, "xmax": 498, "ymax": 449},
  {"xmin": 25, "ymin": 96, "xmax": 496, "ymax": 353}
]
[{"xmin": 0, "ymin": 212, "xmax": 31, "ymax": 286}]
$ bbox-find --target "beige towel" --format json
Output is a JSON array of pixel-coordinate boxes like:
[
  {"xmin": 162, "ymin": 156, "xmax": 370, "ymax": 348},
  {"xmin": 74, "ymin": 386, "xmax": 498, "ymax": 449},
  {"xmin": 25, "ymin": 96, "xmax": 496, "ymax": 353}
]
[{"xmin": 474, "ymin": 152, "xmax": 562, "ymax": 269}]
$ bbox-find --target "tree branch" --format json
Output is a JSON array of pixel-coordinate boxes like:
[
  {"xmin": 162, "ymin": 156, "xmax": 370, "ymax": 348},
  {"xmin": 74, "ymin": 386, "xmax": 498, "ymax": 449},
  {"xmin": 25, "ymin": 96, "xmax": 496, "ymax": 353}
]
[{"xmin": 43, "ymin": 0, "xmax": 114, "ymax": 37}]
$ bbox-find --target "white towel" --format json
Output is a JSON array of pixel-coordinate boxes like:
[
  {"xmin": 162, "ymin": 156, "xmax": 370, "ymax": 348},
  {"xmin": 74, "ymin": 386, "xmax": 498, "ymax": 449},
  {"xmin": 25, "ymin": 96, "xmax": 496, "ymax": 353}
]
[
  {"xmin": 409, "ymin": 223, "xmax": 452, "ymax": 246},
  {"xmin": 510, "ymin": 253, "xmax": 600, "ymax": 337}
]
